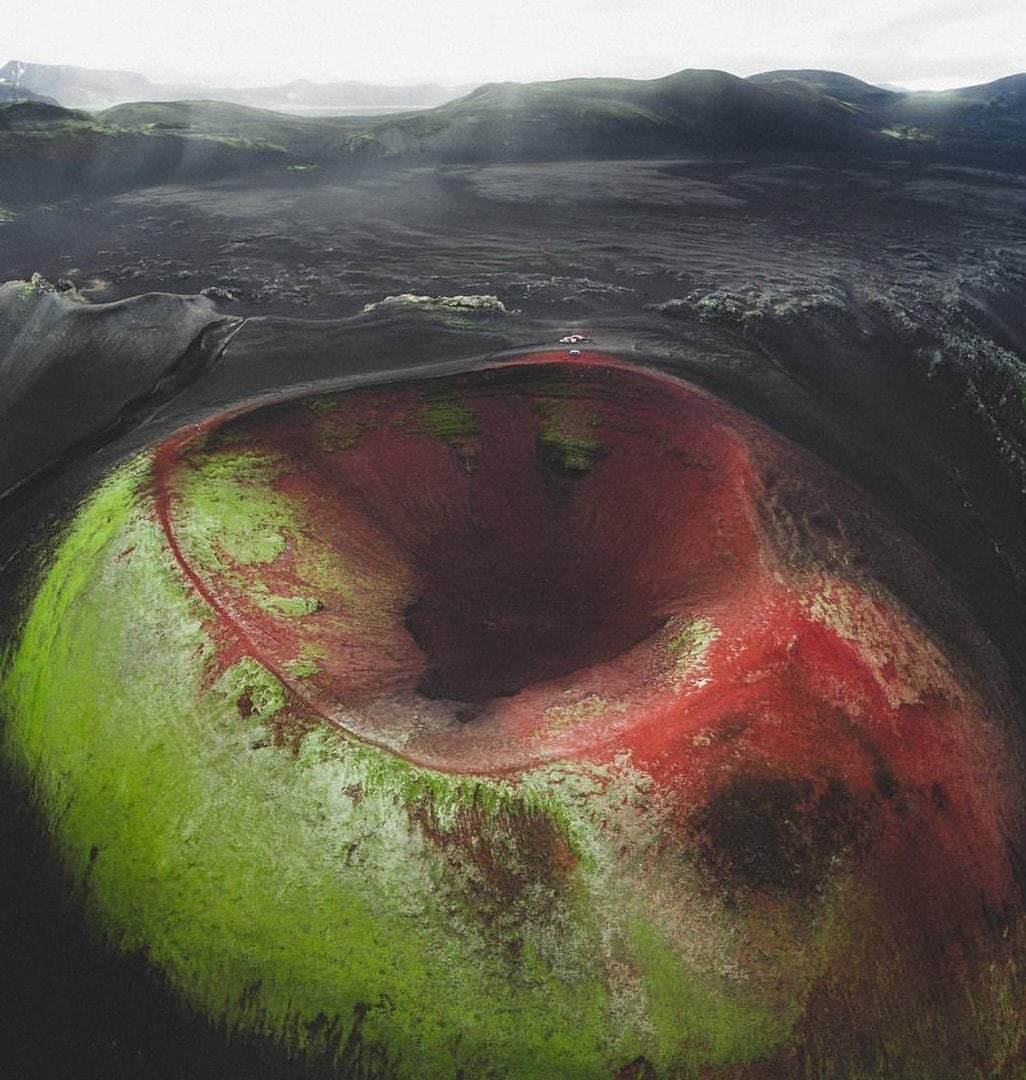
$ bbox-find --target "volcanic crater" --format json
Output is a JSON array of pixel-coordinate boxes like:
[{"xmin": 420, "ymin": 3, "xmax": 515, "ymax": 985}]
[
  {"xmin": 152, "ymin": 348, "xmax": 1015, "ymax": 858},
  {"xmin": 154, "ymin": 354, "xmax": 771, "ymax": 767}
]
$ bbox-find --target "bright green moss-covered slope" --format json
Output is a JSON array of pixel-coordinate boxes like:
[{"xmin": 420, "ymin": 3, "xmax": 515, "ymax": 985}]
[{"xmin": 0, "ymin": 457, "xmax": 795, "ymax": 1077}]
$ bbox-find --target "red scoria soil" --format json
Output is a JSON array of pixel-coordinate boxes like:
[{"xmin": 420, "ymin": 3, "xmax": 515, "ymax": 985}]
[{"xmin": 152, "ymin": 351, "xmax": 1023, "ymax": 921}]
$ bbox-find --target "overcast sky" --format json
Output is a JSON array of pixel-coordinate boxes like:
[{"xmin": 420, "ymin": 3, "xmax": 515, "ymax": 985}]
[{"xmin": 5, "ymin": 0, "xmax": 1024, "ymax": 89}]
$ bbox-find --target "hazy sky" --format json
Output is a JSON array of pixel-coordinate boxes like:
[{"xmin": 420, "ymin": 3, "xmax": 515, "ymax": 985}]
[{"xmin": 5, "ymin": 0, "xmax": 1024, "ymax": 89}]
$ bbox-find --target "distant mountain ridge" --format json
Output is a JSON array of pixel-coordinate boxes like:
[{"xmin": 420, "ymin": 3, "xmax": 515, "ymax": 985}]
[
  {"xmin": 0, "ymin": 59, "xmax": 473, "ymax": 111},
  {"xmin": 6, "ymin": 57, "xmax": 1026, "ymax": 144},
  {"xmin": 213, "ymin": 78, "xmax": 476, "ymax": 110},
  {"xmin": 2, "ymin": 64, "xmax": 1025, "ymax": 200},
  {"xmin": 0, "ymin": 60, "xmax": 149, "ymax": 108}
]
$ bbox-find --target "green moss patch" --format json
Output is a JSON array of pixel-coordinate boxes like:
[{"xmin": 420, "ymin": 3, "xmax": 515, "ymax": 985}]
[
  {"xmin": 252, "ymin": 590, "xmax": 323, "ymax": 617},
  {"xmin": 665, "ymin": 615, "xmax": 719, "ymax": 679},
  {"xmin": 538, "ymin": 398, "xmax": 603, "ymax": 472},
  {"xmin": 171, "ymin": 449, "xmax": 297, "ymax": 569},
  {"xmin": 419, "ymin": 393, "xmax": 478, "ymax": 442}
]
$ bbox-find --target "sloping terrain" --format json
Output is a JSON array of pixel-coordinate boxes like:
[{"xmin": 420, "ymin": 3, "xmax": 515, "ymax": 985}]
[
  {"xmin": 0, "ymin": 101, "xmax": 296, "ymax": 197},
  {"xmin": 98, "ymin": 99, "xmax": 371, "ymax": 160},
  {"xmin": 750, "ymin": 68, "xmax": 1026, "ymax": 166},
  {"xmin": 880, "ymin": 73, "xmax": 1026, "ymax": 162},
  {"xmin": 2, "ymin": 66, "xmax": 1025, "ymax": 200},
  {"xmin": 0, "ymin": 85, "xmax": 57, "ymax": 106},
  {"xmin": 339, "ymin": 67, "xmax": 1026, "ymax": 166},
  {"xmin": 747, "ymin": 69, "xmax": 904, "ymax": 107},
  {"xmin": 2, "ymin": 185, "xmax": 1026, "ymax": 1072},
  {"xmin": 364, "ymin": 68, "xmax": 886, "ymax": 161}
]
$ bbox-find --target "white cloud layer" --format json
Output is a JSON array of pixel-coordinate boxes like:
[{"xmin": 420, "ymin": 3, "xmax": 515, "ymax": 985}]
[{"xmin": 5, "ymin": 0, "xmax": 1023, "ymax": 88}]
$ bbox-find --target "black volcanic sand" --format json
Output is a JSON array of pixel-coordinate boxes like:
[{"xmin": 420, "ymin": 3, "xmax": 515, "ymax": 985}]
[
  {"xmin": 1, "ymin": 156, "xmax": 1026, "ymax": 1077},
  {"xmin": 4, "ymin": 159, "xmax": 1026, "ymax": 318}
]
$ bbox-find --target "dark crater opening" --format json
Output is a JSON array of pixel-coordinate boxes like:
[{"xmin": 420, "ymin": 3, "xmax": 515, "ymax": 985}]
[
  {"xmin": 404, "ymin": 527, "xmax": 664, "ymax": 703},
  {"xmin": 163, "ymin": 361, "xmax": 760, "ymax": 726},
  {"xmin": 289, "ymin": 362, "xmax": 759, "ymax": 707}
]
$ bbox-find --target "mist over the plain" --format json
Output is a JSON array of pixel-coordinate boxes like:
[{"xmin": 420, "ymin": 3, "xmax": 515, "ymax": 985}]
[{"xmin": 5, "ymin": 0, "xmax": 1025, "ymax": 90}]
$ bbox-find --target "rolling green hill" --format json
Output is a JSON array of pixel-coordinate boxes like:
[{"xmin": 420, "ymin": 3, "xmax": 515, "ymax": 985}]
[
  {"xmin": 0, "ymin": 100, "xmax": 295, "ymax": 198},
  {"xmin": 747, "ymin": 69, "xmax": 903, "ymax": 108},
  {"xmin": 363, "ymin": 69, "xmax": 887, "ymax": 161},
  {"xmin": 0, "ymin": 85, "xmax": 58, "ymax": 106},
  {"xmin": 748, "ymin": 69, "xmax": 1026, "ymax": 165},
  {"xmin": 879, "ymin": 74, "xmax": 1026, "ymax": 158},
  {"xmin": 97, "ymin": 100, "xmax": 371, "ymax": 160}
]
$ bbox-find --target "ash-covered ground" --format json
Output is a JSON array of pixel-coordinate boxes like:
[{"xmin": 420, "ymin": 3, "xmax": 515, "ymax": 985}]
[
  {"xmin": 2, "ymin": 153, "xmax": 1026, "ymax": 1077},
  {"xmin": 4, "ymin": 155, "xmax": 1025, "ymax": 657},
  {"xmin": 5, "ymin": 158, "xmax": 1026, "ymax": 317}
]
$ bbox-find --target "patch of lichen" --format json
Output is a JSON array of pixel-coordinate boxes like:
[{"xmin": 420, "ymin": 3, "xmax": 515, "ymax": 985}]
[
  {"xmin": 288, "ymin": 528, "xmax": 412, "ymax": 624},
  {"xmin": 315, "ymin": 414, "xmax": 367, "ymax": 453},
  {"xmin": 284, "ymin": 642, "xmax": 327, "ymax": 679},
  {"xmin": 306, "ymin": 395, "xmax": 339, "ymax": 415},
  {"xmin": 974, "ymin": 919, "xmax": 1026, "ymax": 1076},
  {"xmin": 538, "ymin": 398, "xmax": 603, "ymax": 472},
  {"xmin": 543, "ymin": 693, "xmax": 624, "ymax": 737},
  {"xmin": 217, "ymin": 657, "xmax": 288, "ymax": 719},
  {"xmin": 171, "ymin": 448, "xmax": 298, "ymax": 569},
  {"xmin": 418, "ymin": 391, "xmax": 479, "ymax": 470},
  {"xmin": 171, "ymin": 444, "xmax": 398, "ymax": 627},
  {"xmin": 1, "ymin": 456, "xmax": 817, "ymax": 1076},
  {"xmin": 625, "ymin": 912, "xmax": 792, "ymax": 1069},
  {"xmin": 252, "ymin": 588, "xmax": 323, "ymax": 617},
  {"xmin": 419, "ymin": 393, "xmax": 478, "ymax": 442},
  {"xmin": 664, "ymin": 615, "xmax": 719, "ymax": 682},
  {"xmin": 360, "ymin": 293, "xmax": 509, "ymax": 329}
]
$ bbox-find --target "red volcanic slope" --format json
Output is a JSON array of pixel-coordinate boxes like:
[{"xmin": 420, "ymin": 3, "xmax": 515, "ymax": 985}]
[{"xmin": 152, "ymin": 352, "xmax": 1020, "ymax": 914}]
